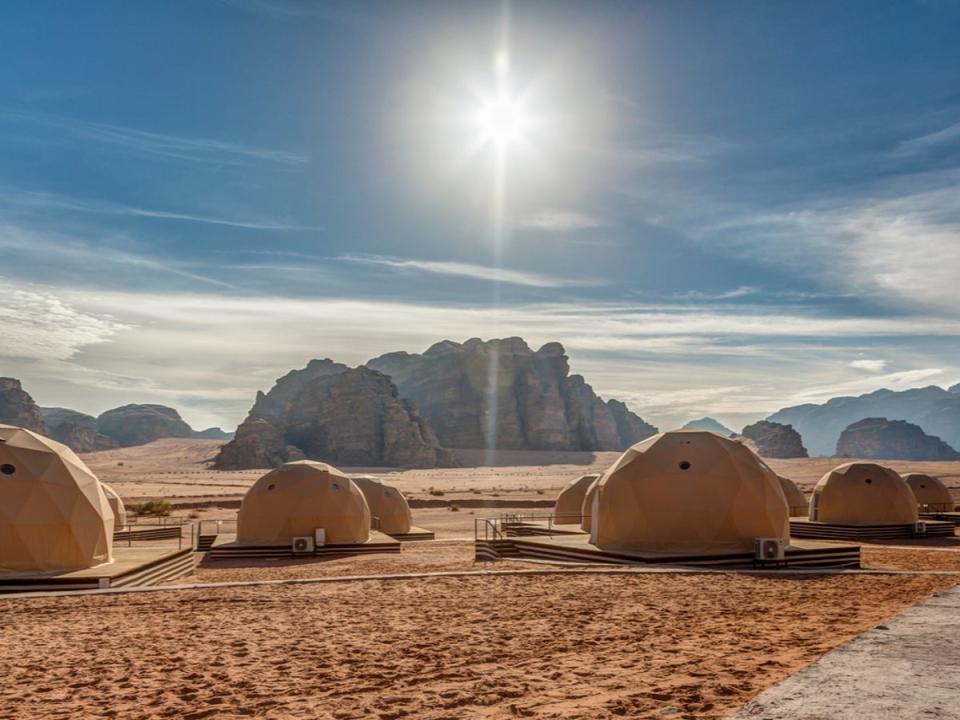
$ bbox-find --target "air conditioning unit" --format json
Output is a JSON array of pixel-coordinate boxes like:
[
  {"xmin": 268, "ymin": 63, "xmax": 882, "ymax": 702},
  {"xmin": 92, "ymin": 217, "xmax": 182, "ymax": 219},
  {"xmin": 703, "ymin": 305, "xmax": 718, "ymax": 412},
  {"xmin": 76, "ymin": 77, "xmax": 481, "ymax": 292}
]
[
  {"xmin": 914, "ymin": 521, "xmax": 928, "ymax": 537},
  {"xmin": 755, "ymin": 538, "xmax": 786, "ymax": 561},
  {"xmin": 314, "ymin": 528, "xmax": 326, "ymax": 547},
  {"xmin": 292, "ymin": 536, "xmax": 315, "ymax": 554}
]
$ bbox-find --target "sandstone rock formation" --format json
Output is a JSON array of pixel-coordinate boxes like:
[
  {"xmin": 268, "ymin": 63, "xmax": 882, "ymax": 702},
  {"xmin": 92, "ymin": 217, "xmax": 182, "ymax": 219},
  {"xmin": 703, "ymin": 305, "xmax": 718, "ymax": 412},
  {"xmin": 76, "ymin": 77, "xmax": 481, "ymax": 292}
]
[
  {"xmin": 683, "ymin": 417, "xmax": 734, "ymax": 436},
  {"xmin": 367, "ymin": 338, "xmax": 656, "ymax": 451},
  {"xmin": 214, "ymin": 359, "xmax": 457, "ymax": 470},
  {"xmin": 0, "ymin": 378, "xmax": 47, "ymax": 434},
  {"xmin": 739, "ymin": 420, "xmax": 808, "ymax": 458},
  {"xmin": 836, "ymin": 417, "xmax": 960, "ymax": 461},
  {"xmin": 96, "ymin": 404, "xmax": 193, "ymax": 447},
  {"xmin": 41, "ymin": 408, "xmax": 118, "ymax": 453},
  {"xmin": 769, "ymin": 384, "xmax": 960, "ymax": 456}
]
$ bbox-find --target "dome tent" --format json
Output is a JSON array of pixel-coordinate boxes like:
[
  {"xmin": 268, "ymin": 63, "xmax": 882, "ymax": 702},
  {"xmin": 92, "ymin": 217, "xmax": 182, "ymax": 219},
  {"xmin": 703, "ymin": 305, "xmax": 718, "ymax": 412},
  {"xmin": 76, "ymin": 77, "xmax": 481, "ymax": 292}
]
[
  {"xmin": 350, "ymin": 475, "xmax": 413, "ymax": 535},
  {"xmin": 0, "ymin": 424, "xmax": 114, "ymax": 572},
  {"xmin": 902, "ymin": 473, "xmax": 953, "ymax": 512},
  {"xmin": 237, "ymin": 461, "xmax": 370, "ymax": 545},
  {"xmin": 580, "ymin": 475, "xmax": 602, "ymax": 532},
  {"xmin": 592, "ymin": 430, "xmax": 789, "ymax": 553},
  {"xmin": 101, "ymin": 483, "xmax": 127, "ymax": 531},
  {"xmin": 810, "ymin": 462, "xmax": 917, "ymax": 525},
  {"xmin": 554, "ymin": 473, "xmax": 599, "ymax": 525},
  {"xmin": 777, "ymin": 475, "xmax": 808, "ymax": 517}
]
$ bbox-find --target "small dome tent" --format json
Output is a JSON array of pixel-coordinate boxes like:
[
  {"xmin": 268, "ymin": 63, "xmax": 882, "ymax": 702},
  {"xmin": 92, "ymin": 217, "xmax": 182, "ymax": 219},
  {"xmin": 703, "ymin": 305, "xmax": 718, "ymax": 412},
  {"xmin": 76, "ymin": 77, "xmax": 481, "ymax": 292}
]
[
  {"xmin": 351, "ymin": 475, "xmax": 413, "ymax": 535},
  {"xmin": 237, "ymin": 461, "xmax": 370, "ymax": 545},
  {"xmin": 0, "ymin": 424, "xmax": 114, "ymax": 572},
  {"xmin": 592, "ymin": 430, "xmax": 789, "ymax": 553},
  {"xmin": 554, "ymin": 473, "xmax": 599, "ymax": 524},
  {"xmin": 810, "ymin": 463, "xmax": 917, "ymax": 525},
  {"xmin": 101, "ymin": 483, "xmax": 127, "ymax": 531},
  {"xmin": 777, "ymin": 475, "xmax": 808, "ymax": 517},
  {"xmin": 902, "ymin": 473, "xmax": 953, "ymax": 513},
  {"xmin": 580, "ymin": 475, "xmax": 602, "ymax": 533}
]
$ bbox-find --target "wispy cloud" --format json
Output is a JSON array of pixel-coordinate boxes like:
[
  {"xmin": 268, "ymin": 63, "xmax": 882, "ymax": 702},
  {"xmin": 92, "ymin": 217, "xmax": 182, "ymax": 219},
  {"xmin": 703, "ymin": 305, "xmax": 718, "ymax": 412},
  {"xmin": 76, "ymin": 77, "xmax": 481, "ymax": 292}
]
[
  {"xmin": 1, "ymin": 189, "xmax": 317, "ymax": 231},
  {"xmin": 892, "ymin": 120, "xmax": 960, "ymax": 157},
  {"xmin": 516, "ymin": 210, "xmax": 609, "ymax": 232},
  {"xmin": 849, "ymin": 359, "xmax": 887, "ymax": 372},
  {"xmin": 338, "ymin": 254, "xmax": 601, "ymax": 288},
  {"xmin": 2, "ymin": 111, "xmax": 309, "ymax": 166}
]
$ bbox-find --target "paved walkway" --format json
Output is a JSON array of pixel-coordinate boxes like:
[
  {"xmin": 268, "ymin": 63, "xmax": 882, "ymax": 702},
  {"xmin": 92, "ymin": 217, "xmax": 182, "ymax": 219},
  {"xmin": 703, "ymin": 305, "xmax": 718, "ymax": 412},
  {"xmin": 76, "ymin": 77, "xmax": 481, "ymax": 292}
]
[{"xmin": 733, "ymin": 583, "xmax": 960, "ymax": 719}]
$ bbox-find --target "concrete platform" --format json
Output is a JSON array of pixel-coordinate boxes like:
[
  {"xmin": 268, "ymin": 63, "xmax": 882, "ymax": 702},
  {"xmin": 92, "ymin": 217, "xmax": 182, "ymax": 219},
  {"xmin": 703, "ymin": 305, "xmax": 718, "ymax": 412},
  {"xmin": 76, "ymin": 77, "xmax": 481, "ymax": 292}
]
[
  {"xmin": 791, "ymin": 518, "xmax": 955, "ymax": 541},
  {"xmin": 734, "ymin": 583, "xmax": 960, "ymax": 719},
  {"xmin": 477, "ymin": 533, "xmax": 860, "ymax": 568},
  {"xmin": 0, "ymin": 547, "xmax": 195, "ymax": 593},
  {"xmin": 208, "ymin": 530, "xmax": 401, "ymax": 559}
]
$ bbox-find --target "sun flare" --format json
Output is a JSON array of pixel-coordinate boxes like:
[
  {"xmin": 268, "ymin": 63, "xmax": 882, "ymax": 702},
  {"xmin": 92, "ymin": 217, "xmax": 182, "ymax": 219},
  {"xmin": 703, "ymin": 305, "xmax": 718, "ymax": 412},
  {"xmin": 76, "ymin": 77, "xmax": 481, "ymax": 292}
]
[{"xmin": 474, "ymin": 95, "xmax": 530, "ymax": 147}]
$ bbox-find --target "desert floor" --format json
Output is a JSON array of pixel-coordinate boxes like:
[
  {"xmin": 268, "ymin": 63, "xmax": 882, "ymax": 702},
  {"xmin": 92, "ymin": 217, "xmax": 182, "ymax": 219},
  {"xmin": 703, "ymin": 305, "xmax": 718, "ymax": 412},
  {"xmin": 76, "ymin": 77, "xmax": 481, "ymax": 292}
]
[{"xmin": 5, "ymin": 440, "xmax": 958, "ymax": 719}]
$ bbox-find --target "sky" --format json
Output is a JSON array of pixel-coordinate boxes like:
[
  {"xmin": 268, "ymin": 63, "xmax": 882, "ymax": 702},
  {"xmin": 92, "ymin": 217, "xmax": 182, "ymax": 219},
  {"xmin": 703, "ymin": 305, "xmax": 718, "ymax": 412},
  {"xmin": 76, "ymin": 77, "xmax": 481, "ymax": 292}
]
[{"xmin": 1, "ymin": 0, "xmax": 960, "ymax": 432}]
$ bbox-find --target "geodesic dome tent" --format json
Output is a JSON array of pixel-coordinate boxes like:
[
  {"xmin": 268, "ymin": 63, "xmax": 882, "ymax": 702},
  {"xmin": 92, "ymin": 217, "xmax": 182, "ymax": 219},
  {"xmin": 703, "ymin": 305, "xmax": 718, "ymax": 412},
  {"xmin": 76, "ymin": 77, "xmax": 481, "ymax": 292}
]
[
  {"xmin": 554, "ymin": 473, "xmax": 599, "ymax": 524},
  {"xmin": 101, "ymin": 482, "xmax": 127, "ymax": 532},
  {"xmin": 237, "ymin": 460, "xmax": 370, "ymax": 545},
  {"xmin": 351, "ymin": 475, "xmax": 412, "ymax": 535},
  {"xmin": 0, "ymin": 424, "xmax": 114, "ymax": 572},
  {"xmin": 580, "ymin": 475, "xmax": 602, "ymax": 532},
  {"xmin": 810, "ymin": 462, "xmax": 918, "ymax": 525},
  {"xmin": 777, "ymin": 475, "xmax": 808, "ymax": 517},
  {"xmin": 902, "ymin": 473, "xmax": 953, "ymax": 512},
  {"xmin": 591, "ymin": 430, "xmax": 789, "ymax": 553}
]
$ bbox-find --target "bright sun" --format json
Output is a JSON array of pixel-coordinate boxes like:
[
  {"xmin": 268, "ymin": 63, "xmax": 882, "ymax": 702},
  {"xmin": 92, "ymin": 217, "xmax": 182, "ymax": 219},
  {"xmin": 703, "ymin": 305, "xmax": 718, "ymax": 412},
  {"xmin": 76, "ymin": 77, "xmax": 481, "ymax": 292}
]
[{"xmin": 474, "ymin": 95, "xmax": 529, "ymax": 146}]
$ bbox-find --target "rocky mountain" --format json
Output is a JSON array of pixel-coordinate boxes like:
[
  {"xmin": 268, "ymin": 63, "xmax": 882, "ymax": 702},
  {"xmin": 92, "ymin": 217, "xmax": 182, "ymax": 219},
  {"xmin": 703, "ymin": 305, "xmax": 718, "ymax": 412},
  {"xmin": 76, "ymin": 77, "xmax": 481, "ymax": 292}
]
[
  {"xmin": 214, "ymin": 359, "xmax": 457, "ymax": 469},
  {"xmin": 682, "ymin": 417, "xmax": 734, "ymax": 436},
  {"xmin": 41, "ymin": 407, "xmax": 118, "ymax": 453},
  {"xmin": 192, "ymin": 427, "xmax": 234, "ymax": 440},
  {"xmin": 739, "ymin": 420, "xmax": 808, "ymax": 458},
  {"xmin": 97, "ymin": 404, "xmax": 194, "ymax": 447},
  {"xmin": 367, "ymin": 338, "xmax": 657, "ymax": 451},
  {"xmin": 0, "ymin": 378, "xmax": 47, "ymax": 434},
  {"xmin": 836, "ymin": 417, "xmax": 960, "ymax": 461},
  {"xmin": 768, "ymin": 384, "xmax": 960, "ymax": 456}
]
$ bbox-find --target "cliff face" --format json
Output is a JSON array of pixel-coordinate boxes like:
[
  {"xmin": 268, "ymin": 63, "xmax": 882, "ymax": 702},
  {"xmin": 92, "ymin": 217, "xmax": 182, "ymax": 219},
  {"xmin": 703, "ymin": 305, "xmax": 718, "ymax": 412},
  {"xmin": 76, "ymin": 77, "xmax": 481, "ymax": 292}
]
[
  {"xmin": 214, "ymin": 359, "xmax": 457, "ymax": 470},
  {"xmin": 96, "ymin": 404, "xmax": 194, "ymax": 447},
  {"xmin": 0, "ymin": 378, "xmax": 47, "ymax": 434},
  {"xmin": 836, "ymin": 417, "xmax": 960, "ymax": 461},
  {"xmin": 739, "ymin": 420, "xmax": 808, "ymax": 458},
  {"xmin": 769, "ymin": 385, "xmax": 960, "ymax": 456},
  {"xmin": 41, "ymin": 407, "xmax": 118, "ymax": 453},
  {"xmin": 367, "ymin": 338, "xmax": 657, "ymax": 451}
]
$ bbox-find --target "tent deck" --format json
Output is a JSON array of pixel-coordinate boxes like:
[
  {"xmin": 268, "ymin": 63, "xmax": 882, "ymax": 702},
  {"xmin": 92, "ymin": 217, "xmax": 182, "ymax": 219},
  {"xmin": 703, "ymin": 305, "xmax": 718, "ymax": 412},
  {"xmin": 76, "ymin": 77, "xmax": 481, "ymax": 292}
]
[
  {"xmin": 387, "ymin": 526, "xmax": 435, "ymax": 541},
  {"xmin": 208, "ymin": 530, "xmax": 401, "ymax": 560},
  {"xmin": 920, "ymin": 512, "xmax": 960, "ymax": 527},
  {"xmin": 790, "ymin": 518, "xmax": 955, "ymax": 541},
  {"xmin": 0, "ymin": 547, "xmax": 195, "ymax": 593},
  {"xmin": 476, "ymin": 533, "xmax": 860, "ymax": 568}
]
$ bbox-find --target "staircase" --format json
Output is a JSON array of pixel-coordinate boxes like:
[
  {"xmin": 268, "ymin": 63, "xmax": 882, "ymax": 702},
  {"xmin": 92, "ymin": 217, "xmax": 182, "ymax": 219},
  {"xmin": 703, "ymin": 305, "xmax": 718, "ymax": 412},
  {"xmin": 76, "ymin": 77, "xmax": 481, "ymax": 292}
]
[{"xmin": 195, "ymin": 534, "xmax": 218, "ymax": 552}]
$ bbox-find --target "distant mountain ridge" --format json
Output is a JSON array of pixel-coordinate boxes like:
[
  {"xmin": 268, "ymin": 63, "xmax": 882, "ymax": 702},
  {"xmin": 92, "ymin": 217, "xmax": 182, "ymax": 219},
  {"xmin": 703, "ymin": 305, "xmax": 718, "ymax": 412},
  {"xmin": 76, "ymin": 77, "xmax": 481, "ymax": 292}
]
[
  {"xmin": 768, "ymin": 384, "xmax": 960, "ymax": 456},
  {"xmin": 836, "ymin": 417, "xmax": 960, "ymax": 461},
  {"xmin": 367, "ymin": 337, "xmax": 657, "ymax": 452},
  {"xmin": 682, "ymin": 417, "xmax": 734, "ymax": 436}
]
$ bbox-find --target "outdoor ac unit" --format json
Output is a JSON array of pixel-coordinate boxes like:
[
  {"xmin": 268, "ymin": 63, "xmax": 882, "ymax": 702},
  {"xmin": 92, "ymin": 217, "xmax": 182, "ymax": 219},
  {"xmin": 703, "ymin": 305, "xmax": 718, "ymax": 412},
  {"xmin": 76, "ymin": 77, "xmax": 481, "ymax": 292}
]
[
  {"xmin": 292, "ymin": 536, "xmax": 315, "ymax": 554},
  {"xmin": 755, "ymin": 538, "xmax": 786, "ymax": 561},
  {"xmin": 314, "ymin": 528, "xmax": 326, "ymax": 547},
  {"xmin": 914, "ymin": 521, "xmax": 928, "ymax": 537}
]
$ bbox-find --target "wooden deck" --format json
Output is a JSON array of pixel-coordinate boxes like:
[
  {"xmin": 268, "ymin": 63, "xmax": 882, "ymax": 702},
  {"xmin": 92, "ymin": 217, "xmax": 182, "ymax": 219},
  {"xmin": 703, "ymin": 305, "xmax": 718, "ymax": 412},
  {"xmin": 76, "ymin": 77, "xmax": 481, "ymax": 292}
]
[
  {"xmin": 790, "ymin": 518, "xmax": 955, "ymax": 541},
  {"xmin": 208, "ymin": 530, "xmax": 401, "ymax": 560}
]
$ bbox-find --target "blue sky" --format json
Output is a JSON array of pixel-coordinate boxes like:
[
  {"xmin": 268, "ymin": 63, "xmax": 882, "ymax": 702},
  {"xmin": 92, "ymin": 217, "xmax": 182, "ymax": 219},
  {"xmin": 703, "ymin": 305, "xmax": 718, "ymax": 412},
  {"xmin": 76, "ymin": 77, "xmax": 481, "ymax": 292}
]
[{"xmin": 1, "ymin": 0, "xmax": 959, "ymax": 432}]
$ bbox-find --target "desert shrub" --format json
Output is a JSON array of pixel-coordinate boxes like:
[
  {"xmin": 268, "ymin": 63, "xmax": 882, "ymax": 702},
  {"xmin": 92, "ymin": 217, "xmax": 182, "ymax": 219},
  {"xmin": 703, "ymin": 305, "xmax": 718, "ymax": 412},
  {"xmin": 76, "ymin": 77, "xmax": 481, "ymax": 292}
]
[
  {"xmin": 429, "ymin": 489, "xmax": 445, "ymax": 497},
  {"xmin": 131, "ymin": 500, "xmax": 172, "ymax": 517}
]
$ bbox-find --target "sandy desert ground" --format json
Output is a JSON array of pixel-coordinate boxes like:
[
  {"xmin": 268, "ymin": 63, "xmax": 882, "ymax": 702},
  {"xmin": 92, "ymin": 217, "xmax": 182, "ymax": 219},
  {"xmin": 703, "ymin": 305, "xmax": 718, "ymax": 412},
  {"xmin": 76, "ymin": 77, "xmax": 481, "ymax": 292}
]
[
  {"xmin": 3, "ymin": 438, "xmax": 954, "ymax": 719},
  {"xmin": 2, "ymin": 572, "xmax": 953, "ymax": 720}
]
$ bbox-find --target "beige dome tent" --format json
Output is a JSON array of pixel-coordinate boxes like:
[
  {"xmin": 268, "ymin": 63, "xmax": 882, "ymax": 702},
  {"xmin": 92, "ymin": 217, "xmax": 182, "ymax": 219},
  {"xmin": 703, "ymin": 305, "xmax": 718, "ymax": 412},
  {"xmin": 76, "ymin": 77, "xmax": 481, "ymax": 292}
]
[
  {"xmin": 580, "ymin": 475, "xmax": 602, "ymax": 532},
  {"xmin": 592, "ymin": 430, "xmax": 789, "ymax": 553},
  {"xmin": 101, "ymin": 483, "xmax": 127, "ymax": 531},
  {"xmin": 351, "ymin": 475, "xmax": 412, "ymax": 535},
  {"xmin": 0, "ymin": 424, "xmax": 114, "ymax": 572},
  {"xmin": 238, "ymin": 461, "xmax": 370, "ymax": 545},
  {"xmin": 902, "ymin": 473, "xmax": 953, "ymax": 513},
  {"xmin": 777, "ymin": 475, "xmax": 808, "ymax": 517},
  {"xmin": 554, "ymin": 473, "xmax": 599, "ymax": 525},
  {"xmin": 810, "ymin": 462, "xmax": 918, "ymax": 524}
]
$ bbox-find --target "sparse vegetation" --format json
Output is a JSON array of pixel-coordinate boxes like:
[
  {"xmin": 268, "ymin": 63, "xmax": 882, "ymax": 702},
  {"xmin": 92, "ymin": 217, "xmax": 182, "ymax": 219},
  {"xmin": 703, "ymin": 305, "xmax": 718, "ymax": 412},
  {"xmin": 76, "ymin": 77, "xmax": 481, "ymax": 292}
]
[
  {"xmin": 428, "ymin": 488, "xmax": 445, "ymax": 497},
  {"xmin": 131, "ymin": 500, "xmax": 172, "ymax": 517}
]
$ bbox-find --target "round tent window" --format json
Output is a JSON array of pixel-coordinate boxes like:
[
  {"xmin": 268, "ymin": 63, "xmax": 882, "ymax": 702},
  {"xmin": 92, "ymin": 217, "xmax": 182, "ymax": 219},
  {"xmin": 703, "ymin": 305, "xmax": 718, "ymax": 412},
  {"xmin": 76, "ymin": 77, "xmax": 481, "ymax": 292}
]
[
  {"xmin": 865, "ymin": 478, "xmax": 872, "ymax": 484},
  {"xmin": 0, "ymin": 464, "xmax": 15, "ymax": 475},
  {"xmin": 267, "ymin": 484, "xmax": 276, "ymax": 491},
  {"xmin": 920, "ymin": 484, "xmax": 926, "ymax": 489},
  {"xmin": 679, "ymin": 461, "xmax": 691, "ymax": 471}
]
